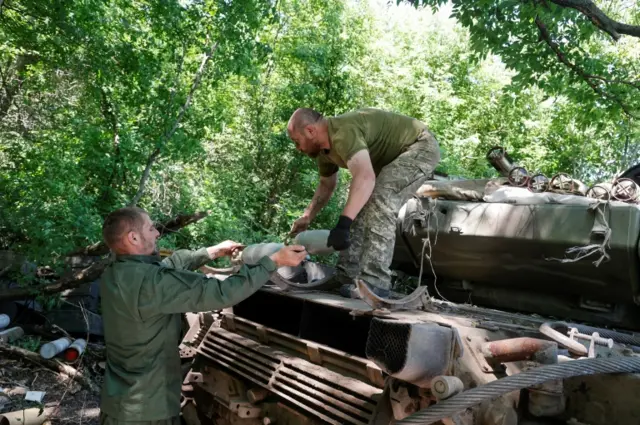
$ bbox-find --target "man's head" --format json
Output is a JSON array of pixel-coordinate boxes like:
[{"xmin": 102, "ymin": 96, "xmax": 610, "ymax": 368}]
[
  {"xmin": 102, "ymin": 207, "xmax": 160, "ymax": 256},
  {"xmin": 287, "ymin": 108, "xmax": 327, "ymax": 158}
]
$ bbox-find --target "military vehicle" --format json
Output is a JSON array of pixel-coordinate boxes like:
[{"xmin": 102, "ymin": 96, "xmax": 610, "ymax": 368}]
[{"xmin": 178, "ymin": 148, "xmax": 640, "ymax": 425}]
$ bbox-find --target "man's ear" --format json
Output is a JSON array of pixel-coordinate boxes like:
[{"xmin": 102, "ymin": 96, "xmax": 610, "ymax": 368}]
[
  {"xmin": 303, "ymin": 124, "xmax": 315, "ymax": 138},
  {"xmin": 126, "ymin": 230, "xmax": 139, "ymax": 246}
]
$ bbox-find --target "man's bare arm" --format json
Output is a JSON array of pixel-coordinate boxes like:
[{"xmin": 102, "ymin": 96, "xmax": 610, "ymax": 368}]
[
  {"xmin": 342, "ymin": 150, "xmax": 376, "ymax": 219},
  {"xmin": 304, "ymin": 173, "xmax": 338, "ymax": 221}
]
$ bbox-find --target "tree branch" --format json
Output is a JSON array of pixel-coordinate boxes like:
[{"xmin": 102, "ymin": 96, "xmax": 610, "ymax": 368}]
[
  {"xmin": 547, "ymin": 0, "xmax": 640, "ymax": 41},
  {"xmin": 535, "ymin": 16, "xmax": 638, "ymax": 118},
  {"xmin": 0, "ymin": 258, "xmax": 110, "ymax": 302},
  {"xmin": 65, "ymin": 210, "xmax": 210, "ymax": 257},
  {"xmin": 129, "ymin": 41, "xmax": 218, "ymax": 206},
  {"xmin": 0, "ymin": 343, "xmax": 100, "ymax": 394}
]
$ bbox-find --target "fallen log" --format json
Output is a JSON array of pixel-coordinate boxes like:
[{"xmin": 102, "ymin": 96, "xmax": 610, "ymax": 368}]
[
  {"xmin": 65, "ymin": 210, "xmax": 210, "ymax": 257},
  {"xmin": 0, "ymin": 259, "xmax": 109, "ymax": 302},
  {"xmin": 0, "ymin": 407, "xmax": 57, "ymax": 425},
  {"xmin": 0, "ymin": 343, "xmax": 100, "ymax": 394}
]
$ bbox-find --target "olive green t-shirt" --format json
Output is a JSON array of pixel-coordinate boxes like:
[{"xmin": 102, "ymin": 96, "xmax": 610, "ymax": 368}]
[{"xmin": 317, "ymin": 108, "xmax": 427, "ymax": 177}]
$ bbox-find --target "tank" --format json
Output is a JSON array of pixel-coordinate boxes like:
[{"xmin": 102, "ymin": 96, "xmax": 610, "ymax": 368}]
[{"xmin": 178, "ymin": 152, "xmax": 640, "ymax": 425}]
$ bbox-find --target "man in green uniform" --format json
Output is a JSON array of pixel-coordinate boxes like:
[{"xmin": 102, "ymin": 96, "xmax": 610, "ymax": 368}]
[
  {"xmin": 287, "ymin": 107, "xmax": 440, "ymax": 298},
  {"xmin": 99, "ymin": 206, "xmax": 307, "ymax": 425}
]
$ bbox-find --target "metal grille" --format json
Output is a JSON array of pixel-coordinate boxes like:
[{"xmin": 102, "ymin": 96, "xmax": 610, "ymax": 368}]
[
  {"xmin": 365, "ymin": 318, "xmax": 411, "ymax": 374},
  {"xmin": 196, "ymin": 326, "xmax": 381, "ymax": 425}
]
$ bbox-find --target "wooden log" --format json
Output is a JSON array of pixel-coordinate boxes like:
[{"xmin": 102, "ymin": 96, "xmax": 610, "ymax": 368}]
[
  {"xmin": 0, "ymin": 407, "xmax": 57, "ymax": 425},
  {"xmin": 0, "ymin": 343, "xmax": 100, "ymax": 394}
]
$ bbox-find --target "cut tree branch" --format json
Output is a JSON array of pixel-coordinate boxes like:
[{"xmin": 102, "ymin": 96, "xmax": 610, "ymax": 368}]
[
  {"xmin": 0, "ymin": 343, "xmax": 100, "ymax": 394},
  {"xmin": 65, "ymin": 210, "xmax": 210, "ymax": 257},
  {"xmin": 129, "ymin": 41, "xmax": 218, "ymax": 206},
  {"xmin": 547, "ymin": 0, "xmax": 640, "ymax": 41},
  {"xmin": 0, "ymin": 258, "xmax": 110, "ymax": 302},
  {"xmin": 535, "ymin": 16, "xmax": 638, "ymax": 118},
  {"xmin": 0, "ymin": 210, "xmax": 210, "ymax": 300}
]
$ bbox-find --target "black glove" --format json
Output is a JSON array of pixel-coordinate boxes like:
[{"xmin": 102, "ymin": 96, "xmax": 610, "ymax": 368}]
[{"xmin": 327, "ymin": 215, "xmax": 352, "ymax": 251}]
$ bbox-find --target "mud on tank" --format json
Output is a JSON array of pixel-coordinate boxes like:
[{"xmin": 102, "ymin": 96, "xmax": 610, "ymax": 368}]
[{"xmin": 178, "ymin": 151, "xmax": 640, "ymax": 425}]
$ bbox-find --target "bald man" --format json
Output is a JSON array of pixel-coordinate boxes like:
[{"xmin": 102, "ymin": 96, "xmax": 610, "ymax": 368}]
[{"xmin": 287, "ymin": 107, "xmax": 441, "ymax": 298}]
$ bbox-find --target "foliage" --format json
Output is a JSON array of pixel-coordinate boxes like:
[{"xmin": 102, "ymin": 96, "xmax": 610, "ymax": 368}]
[{"xmin": 0, "ymin": 0, "xmax": 638, "ymax": 267}]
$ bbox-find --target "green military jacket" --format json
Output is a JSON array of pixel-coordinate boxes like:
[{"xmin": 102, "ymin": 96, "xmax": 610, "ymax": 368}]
[{"xmin": 99, "ymin": 248, "xmax": 277, "ymax": 421}]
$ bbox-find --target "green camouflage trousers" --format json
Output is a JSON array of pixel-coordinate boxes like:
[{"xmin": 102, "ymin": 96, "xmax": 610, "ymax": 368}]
[{"xmin": 336, "ymin": 129, "xmax": 441, "ymax": 291}]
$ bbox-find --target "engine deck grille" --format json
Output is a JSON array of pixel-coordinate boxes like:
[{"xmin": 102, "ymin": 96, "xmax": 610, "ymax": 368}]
[
  {"xmin": 366, "ymin": 318, "xmax": 411, "ymax": 374},
  {"xmin": 196, "ymin": 326, "xmax": 381, "ymax": 425}
]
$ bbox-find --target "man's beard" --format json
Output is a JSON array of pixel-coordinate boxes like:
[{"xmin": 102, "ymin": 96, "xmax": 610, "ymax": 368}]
[{"xmin": 141, "ymin": 236, "xmax": 158, "ymax": 255}]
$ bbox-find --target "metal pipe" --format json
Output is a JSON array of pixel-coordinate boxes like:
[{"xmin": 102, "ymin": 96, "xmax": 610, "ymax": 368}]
[
  {"xmin": 0, "ymin": 327, "xmax": 24, "ymax": 343},
  {"xmin": 63, "ymin": 338, "xmax": 87, "ymax": 362},
  {"xmin": 0, "ymin": 314, "xmax": 10, "ymax": 329},
  {"xmin": 481, "ymin": 338, "xmax": 558, "ymax": 364}
]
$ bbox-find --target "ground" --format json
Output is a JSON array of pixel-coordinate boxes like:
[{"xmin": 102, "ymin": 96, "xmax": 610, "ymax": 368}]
[{"xmin": 0, "ymin": 340, "xmax": 104, "ymax": 425}]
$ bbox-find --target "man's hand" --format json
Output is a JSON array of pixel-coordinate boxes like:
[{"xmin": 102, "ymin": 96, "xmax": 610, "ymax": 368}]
[
  {"xmin": 289, "ymin": 216, "xmax": 311, "ymax": 236},
  {"xmin": 269, "ymin": 245, "xmax": 308, "ymax": 267},
  {"xmin": 327, "ymin": 215, "xmax": 353, "ymax": 251},
  {"xmin": 207, "ymin": 240, "xmax": 245, "ymax": 259}
]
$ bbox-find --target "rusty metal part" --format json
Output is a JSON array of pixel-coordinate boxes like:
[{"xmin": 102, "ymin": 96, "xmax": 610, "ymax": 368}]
[
  {"xmin": 549, "ymin": 173, "xmax": 576, "ymax": 194},
  {"xmin": 539, "ymin": 322, "xmax": 588, "ymax": 356},
  {"xmin": 181, "ymin": 402, "xmax": 202, "ymax": 425},
  {"xmin": 180, "ymin": 312, "xmax": 215, "ymax": 359},
  {"xmin": 611, "ymin": 178, "xmax": 640, "ymax": 202},
  {"xmin": 481, "ymin": 399, "xmax": 518, "ymax": 425},
  {"xmin": 220, "ymin": 312, "xmax": 385, "ymax": 388},
  {"xmin": 246, "ymin": 387, "xmax": 270, "ymax": 404},
  {"xmin": 355, "ymin": 279, "xmax": 428, "ymax": 311},
  {"xmin": 586, "ymin": 183, "xmax": 612, "ymax": 200},
  {"xmin": 527, "ymin": 173, "xmax": 549, "ymax": 193},
  {"xmin": 508, "ymin": 166, "xmax": 529, "ymax": 187},
  {"xmin": 481, "ymin": 337, "xmax": 558, "ymax": 364},
  {"xmin": 195, "ymin": 326, "xmax": 382, "ymax": 425},
  {"xmin": 389, "ymin": 383, "xmax": 421, "ymax": 420},
  {"xmin": 486, "ymin": 146, "xmax": 516, "ymax": 177}
]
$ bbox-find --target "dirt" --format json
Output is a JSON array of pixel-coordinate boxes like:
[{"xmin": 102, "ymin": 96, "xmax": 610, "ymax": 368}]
[{"xmin": 0, "ymin": 342, "xmax": 104, "ymax": 425}]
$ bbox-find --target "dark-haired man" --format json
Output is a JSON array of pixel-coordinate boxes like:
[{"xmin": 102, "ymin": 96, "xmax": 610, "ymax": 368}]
[
  {"xmin": 287, "ymin": 107, "xmax": 440, "ymax": 298},
  {"xmin": 99, "ymin": 206, "xmax": 307, "ymax": 425}
]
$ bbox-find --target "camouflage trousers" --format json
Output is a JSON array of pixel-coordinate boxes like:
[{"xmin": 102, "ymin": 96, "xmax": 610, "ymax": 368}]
[{"xmin": 336, "ymin": 129, "xmax": 441, "ymax": 291}]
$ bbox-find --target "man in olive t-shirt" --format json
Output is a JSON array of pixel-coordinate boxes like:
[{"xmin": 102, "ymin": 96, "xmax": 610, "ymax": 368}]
[{"xmin": 287, "ymin": 107, "xmax": 441, "ymax": 296}]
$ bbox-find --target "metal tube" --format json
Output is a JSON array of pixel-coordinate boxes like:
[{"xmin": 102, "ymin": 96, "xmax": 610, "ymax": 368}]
[
  {"xmin": 0, "ymin": 327, "xmax": 24, "ymax": 343},
  {"xmin": 39, "ymin": 337, "xmax": 72, "ymax": 359},
  {"xmin": 63, "ymin": 338, "xmax": 87, "ymax": 362},
  {"xmin": 481, "ymin": 337, "xmax": 558, "ymax": 364},
  {"xmin": 0, "ymin": 314, "xmax": 10, "ymax": 329}
]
